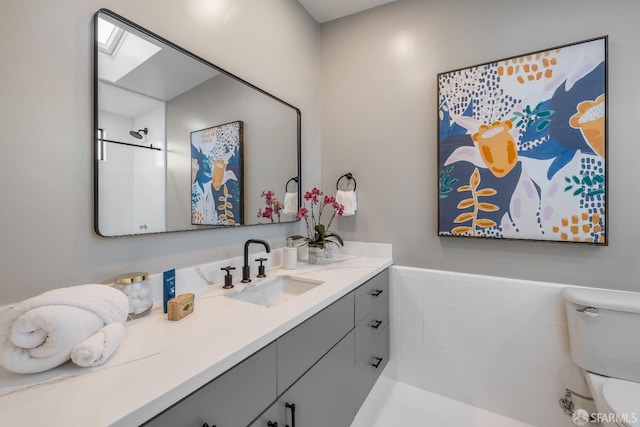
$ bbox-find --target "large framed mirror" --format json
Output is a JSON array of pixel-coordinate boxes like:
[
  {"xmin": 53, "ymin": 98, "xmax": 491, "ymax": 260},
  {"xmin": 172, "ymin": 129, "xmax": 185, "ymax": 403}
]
[{"xmin": 94, "ymin": 9, "xmax": 301, "ymax": 237}]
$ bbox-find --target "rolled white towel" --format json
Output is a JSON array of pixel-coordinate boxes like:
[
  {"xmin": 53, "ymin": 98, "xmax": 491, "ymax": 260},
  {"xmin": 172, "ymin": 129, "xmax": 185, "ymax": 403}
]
[
  {"xmin": 71, "ymin": 323, "xmax": 125, "ymax": 368},
  {"xmin": 0, "ymin": 284, "xmax": 128, "ymax": 374}
]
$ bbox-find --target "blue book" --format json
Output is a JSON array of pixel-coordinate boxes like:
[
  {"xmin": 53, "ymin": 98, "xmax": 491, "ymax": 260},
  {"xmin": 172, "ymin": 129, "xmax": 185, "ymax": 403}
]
[{"xmin": 163, "ymin": 269, "xmax": 176, "ymax": 313}]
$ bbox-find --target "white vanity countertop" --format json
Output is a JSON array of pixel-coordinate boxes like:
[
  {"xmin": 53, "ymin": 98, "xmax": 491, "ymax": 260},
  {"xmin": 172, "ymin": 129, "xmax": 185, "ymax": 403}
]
[{"xmin": 0, "ymin": 252, "xmax": 392, "ymax": 426}]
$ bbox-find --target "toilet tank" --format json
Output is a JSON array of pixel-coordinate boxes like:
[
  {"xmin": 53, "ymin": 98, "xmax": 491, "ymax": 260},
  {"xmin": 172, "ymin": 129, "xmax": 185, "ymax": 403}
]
[{"xmin": 562, "ymin": 287, "xmax": 640, "ymax": 383}]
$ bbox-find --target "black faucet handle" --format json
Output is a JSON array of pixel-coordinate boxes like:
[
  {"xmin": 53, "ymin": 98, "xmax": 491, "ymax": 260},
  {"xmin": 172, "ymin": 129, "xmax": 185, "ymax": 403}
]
[
  {"xmin": 221, "ymin": 266, "xmax": 235, "ymax": 289},
  {"xmin": 255, "ymin": 258, "xmax": 267, "ymax": 278}
]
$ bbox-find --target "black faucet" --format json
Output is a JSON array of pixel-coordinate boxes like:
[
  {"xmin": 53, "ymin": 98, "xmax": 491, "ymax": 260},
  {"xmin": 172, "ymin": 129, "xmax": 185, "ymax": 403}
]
[{"xmin": 242, "ymin": 239, "xmax": 271, "ymax": 283}]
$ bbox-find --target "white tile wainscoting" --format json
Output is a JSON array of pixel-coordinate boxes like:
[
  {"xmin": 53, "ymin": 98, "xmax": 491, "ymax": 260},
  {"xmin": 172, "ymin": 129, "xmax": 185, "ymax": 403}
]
[{"xmin": 384, "ymin": 266, "xmax": 598, "ymax": 427}]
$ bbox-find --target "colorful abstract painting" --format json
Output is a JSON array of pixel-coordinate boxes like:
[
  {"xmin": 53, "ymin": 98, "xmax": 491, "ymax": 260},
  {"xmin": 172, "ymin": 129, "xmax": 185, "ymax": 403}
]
[
  {"xmin": 438, "ymin": 37, "xmax": 607, "ymax": 244},
  {"xmin": 191, "ymin": 121, "xmax": 243, "ymax": 226}
]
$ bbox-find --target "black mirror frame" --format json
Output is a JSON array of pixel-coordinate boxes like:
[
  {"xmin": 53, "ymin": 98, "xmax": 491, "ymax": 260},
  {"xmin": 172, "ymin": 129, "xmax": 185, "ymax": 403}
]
[{"xmin": 93, "ymin": 8, "xmax": 302, "ymax": 237}]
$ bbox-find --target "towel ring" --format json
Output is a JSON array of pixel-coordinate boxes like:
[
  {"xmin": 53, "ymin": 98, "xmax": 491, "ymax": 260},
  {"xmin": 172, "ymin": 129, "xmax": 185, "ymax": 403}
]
[
  {"xmin": 285, "ymin": 177, "xmax": 299, "ymax": 193},
  {"xmin": 336, "ymin": 173, "xmax": 357, "ymax": 191}
]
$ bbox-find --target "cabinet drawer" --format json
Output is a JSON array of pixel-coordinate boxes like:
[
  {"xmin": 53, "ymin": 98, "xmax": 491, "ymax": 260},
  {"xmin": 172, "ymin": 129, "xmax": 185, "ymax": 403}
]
[
  {"xmin": 251, "ymin": 331, "xmax": 356, "ymax": 427},
  {"xmin": 277, "ymin": 292, "xmax": 354, "ymax": 395},
  {"xmin": 355, "ymin": 298, "xmax": 389, "ymax": 357},
  {"xmin": 143, "ymin": 342, "xmax": 277, "ymax": 427},
  {"xmin": 354, "ymin": 269, "xmax": 389, "ymax": 325},
  {"xmin": 355, "ymin": 325, "xmax": 389, "ymax": 412}
]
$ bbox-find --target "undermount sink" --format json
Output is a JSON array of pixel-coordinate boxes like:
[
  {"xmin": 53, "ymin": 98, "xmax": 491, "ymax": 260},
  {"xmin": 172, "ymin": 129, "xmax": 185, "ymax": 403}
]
[{"xmin": 225, "ymin": 276, "xmax": 324, "ymax": 307}]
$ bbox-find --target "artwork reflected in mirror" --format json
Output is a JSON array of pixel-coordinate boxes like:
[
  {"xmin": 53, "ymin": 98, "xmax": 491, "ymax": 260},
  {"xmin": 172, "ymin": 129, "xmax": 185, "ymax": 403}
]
[
  {"xmin": 191, "ymin": 121, "xmax": 243, "ymax": 226},
  {"xmin": 94, "ymin": 9, "xmax": 300, "ymax": 236}
]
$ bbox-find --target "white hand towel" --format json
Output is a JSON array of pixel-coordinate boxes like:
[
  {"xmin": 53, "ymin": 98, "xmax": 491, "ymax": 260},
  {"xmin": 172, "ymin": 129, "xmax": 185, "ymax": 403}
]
[
  {"xmin": 283, "ymin": 192, "xmax": 298, "ymax": 214},
  {"xmin": 71, "ymin": 322, "xmax": 125, "ymax": 368},
  {"xmin": 336, "ymin": 190, "xmax": 357, "ymax": 216},
  {"xmin": 0, "ymin": 284, "xmax": 128, "ymax": 374}
]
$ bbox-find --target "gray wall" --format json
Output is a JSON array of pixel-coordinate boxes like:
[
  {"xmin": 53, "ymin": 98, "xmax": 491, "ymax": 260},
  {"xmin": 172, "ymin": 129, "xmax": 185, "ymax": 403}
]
[
  {"xmin": 0, "ymin": 0, "xmax": 320, "ymax": 304},
  {"xmin": 320, "ymin": 0, "xmax": 640, "ymax": 291}
]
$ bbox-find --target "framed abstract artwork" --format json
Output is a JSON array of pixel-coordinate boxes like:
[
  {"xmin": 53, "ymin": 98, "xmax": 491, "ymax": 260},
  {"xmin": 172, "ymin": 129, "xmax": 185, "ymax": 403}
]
[
  {"xmin": 437, "ymin": 37, "xmax": 607, "ymax": 244},
  {"xmin": 191, "ymin": 121, "xmax": 243, "ymax": 226}
]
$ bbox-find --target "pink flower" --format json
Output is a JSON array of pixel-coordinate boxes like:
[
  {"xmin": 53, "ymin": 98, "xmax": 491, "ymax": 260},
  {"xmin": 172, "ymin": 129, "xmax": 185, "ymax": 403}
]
[
  {"xmin": 262, "ymin": 206, "xmax": 273, "ymax": 218},
  {"xmin": 304, "ymin": 187, "xmax": 322, "ymax": 204},
  {"xmin": 324, "ymin": 195, "xmax": 336, "ymax": 204},
  {"xmin": 296, "ymin": 207, "xmax": 308, "ymax": 219},
  {"xmin": 333, "ymin": 202, "xmax": 344, "ymax": 216}
]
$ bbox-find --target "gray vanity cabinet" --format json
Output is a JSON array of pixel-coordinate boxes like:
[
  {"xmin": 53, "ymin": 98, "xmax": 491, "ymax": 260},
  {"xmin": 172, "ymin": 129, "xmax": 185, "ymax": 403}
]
[
  {"xmin": 276, "ymin": 292, "xmax": 354, "ymax": 395},
  {"xmin": 354, "ymin": 269, "xmax": 390, "ymax": 411},
  {"xmin": 142, "ymin": 268, "xmax": 390, "ymax": 427},
  {"xmin": 250, "ymin": 331, "xmax": 356, "ymax": 427},
  {"xmin": 142, "ymin": 342, "xmax": 277, "ymax": 427}
]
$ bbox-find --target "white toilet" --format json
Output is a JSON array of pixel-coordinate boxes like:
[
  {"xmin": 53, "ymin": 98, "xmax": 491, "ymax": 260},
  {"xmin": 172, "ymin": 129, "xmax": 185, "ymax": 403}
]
[{"xmin": 562, "ymin": 287, "xmax": 640, "ymax": 427}]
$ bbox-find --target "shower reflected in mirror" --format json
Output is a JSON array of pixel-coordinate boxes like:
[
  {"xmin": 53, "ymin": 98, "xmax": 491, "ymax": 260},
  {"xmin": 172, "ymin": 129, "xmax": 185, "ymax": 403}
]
[{"xmin": 129, "ymin": 128, "xmax": 148, "ymax": 139}]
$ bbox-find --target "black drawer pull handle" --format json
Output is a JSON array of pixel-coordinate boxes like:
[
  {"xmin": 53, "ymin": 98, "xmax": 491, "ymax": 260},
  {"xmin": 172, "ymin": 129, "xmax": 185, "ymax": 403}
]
[
  {"xmin": 286, "ymin": 402, "xmax": 296, "ymax": 427},
  {"xmin": 371, "ymin": 357, "xmax": 383, "ymax": 368},
  {"xmin": 267, "ymin": 422, "xmax": 278, "ymax": 427},
  {"xmin": 371, "ymin": 289, "xmax": 383, "ymax": 297},
  {"xmin": 371, "ymin": 320, "xmax": 383, "ymax": 329},
  {"xmin": 202, "ymin": 424, "xmax": 216, "ymax": 427}
]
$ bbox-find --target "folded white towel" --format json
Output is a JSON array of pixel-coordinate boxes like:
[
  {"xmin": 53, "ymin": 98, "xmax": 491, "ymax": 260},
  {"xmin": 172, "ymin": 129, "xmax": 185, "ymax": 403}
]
[
  {"xmin": 336, "ymin": 190, "xmax": 357, "ymax": 216},
  {"xmin": 0, "ymin": 284, "xmax": 128, "ymax": 374},
  {"xmin": 71, "ymin": 322, "xmax": 125, "ymax": 368},
  {"xmin": 283, "ymin": 192, "xmax": 298, "ymax": 214}
]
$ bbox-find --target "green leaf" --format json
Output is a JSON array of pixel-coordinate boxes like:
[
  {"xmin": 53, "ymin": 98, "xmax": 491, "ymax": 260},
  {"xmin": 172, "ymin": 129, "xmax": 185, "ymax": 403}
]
[
  {"xmin": 516, "ymin": 120, "xmax": 524, "ymax": 127},
  {"xmin": 314, "ymin": 224, "xmax": 326, "ymax": 240},
  {"xmin": 439, "ymin": 170, "xmax": 444, "ymax": 179},
  {"xmin": 582, "ymin": 176, "xmax": 593, "ymax": 186},
  {"xmin": 535, "ymin": 102, "xmax": 543, "ymax": 111},
  {"xmin": 537, "ymin": 110, "xmax": 553, "ymax": 117},
  {"xmin": 564, "ymin": 177, "xmax": 571, "ymax": 183},
  {"xmin": 573, "ymin": 187, "xmax": 585, "ymax": 196},
  {"xmin": 449, "ymin": 178, "xmax": 459, "ymax": 186},
  {"xmin": 440, "ymin": 187, "xmax": 452, "ymax": 194},
  {"xmin": 326, "ymin": 232, "xmax": 344, "ymax": 246},
  {"xmin": 443, "ymin": 176, "xmax": 450, "ymax": 186},
  {"xmin": 525, "ymin": 105, "xmax": 532, "ymax": 114},
  {"xmin": 594, "ymin": 175, "xmax": 605, "ymax": 183},
  {"xmin": 564, "ymin": 185, "xmax": 573, "ymax": 192},
  {"xmin": 512, "ymin": 111, "xmax": 524, "ymax": 117},
  {"xmin": 527, "ymin": 119, "xmax": 534, "ymax": 127},
  {"xmin": 536, "ymin": 120, "xmax": 550, "ymax": 131},
  {"xmin": 572, "ymin": 176, "xmax": 580, "ymax": 184},
  {"xmin": 587, "ymin": 189, "xmax": 605, "ymax": 197},
  {"xmin": 446, "ymin": 166, "xmax": 454, "ymax": 173}
]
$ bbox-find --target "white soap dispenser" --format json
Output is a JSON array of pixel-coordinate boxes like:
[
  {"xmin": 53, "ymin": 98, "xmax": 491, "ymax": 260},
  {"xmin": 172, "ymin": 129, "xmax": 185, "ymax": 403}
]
[{"xmin": 283, "ymin": 238, "xmax": 297, "ymax": 270}]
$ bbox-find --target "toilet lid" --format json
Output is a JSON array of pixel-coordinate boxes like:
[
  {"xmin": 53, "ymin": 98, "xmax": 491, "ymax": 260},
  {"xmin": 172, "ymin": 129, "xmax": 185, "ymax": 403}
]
[{"xmin": 602, "ymin": 378, "xmax": 640, "ymax": 426}]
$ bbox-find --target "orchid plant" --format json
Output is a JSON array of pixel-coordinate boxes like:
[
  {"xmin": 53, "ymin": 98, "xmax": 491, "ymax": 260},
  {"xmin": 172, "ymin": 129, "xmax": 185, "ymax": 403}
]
[
  {"xmin": 290, "ymin": 187, "xmax": 344, "ymax": 249},
  {"xmin": 257, "ymin": 190, "xmax": 283, "ymax": 223}
]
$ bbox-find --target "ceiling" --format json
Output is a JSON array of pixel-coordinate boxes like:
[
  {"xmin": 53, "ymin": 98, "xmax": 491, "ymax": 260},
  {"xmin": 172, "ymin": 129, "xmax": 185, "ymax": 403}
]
[{"xmin": 297, "ymin": 0, "xmax": 399, "ymax": 23}]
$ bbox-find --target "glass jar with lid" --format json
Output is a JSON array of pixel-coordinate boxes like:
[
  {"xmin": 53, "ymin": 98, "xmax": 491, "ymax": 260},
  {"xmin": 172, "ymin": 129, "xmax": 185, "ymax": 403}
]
[{"xmin": 113, "ymin": 272, "xmax": 152, "ymax": 319}]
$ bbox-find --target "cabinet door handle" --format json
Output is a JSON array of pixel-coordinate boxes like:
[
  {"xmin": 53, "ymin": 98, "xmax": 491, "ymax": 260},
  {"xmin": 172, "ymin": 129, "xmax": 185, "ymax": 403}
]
[
  {"xmin": 371, "ymin": 357, "xmax": 383, "ymax": 368},
  {"xmin": 371, "ymin": 320, "xmax": 383, "ymax": 329},
  {"xmin": 202, "ymin": 424, "xmax": 216, "ymax": 427},
  {"xmin": 285, "ymin": 402, "xmax": 296, "ymax": 427},
  {"xmin": 267, "ymin": 422, "xmax": 278, "ymax": 427},
  {"xmin": 371, "ymin": 289, "xmax": 383, "ymax": 297}
]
